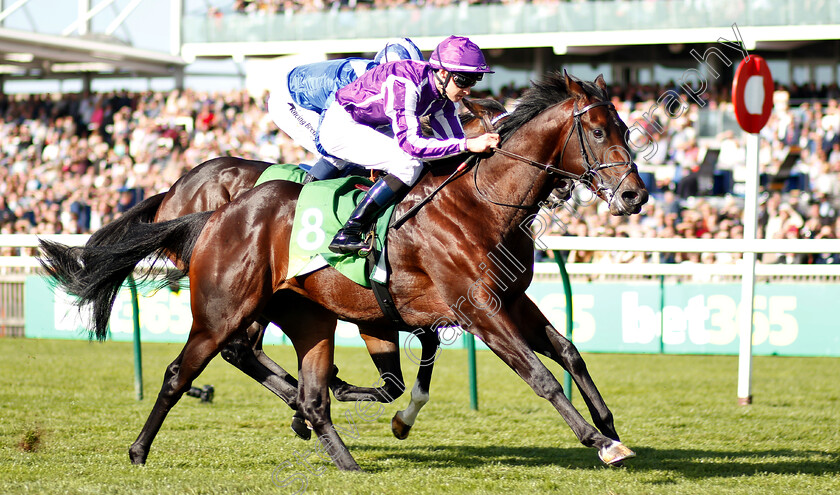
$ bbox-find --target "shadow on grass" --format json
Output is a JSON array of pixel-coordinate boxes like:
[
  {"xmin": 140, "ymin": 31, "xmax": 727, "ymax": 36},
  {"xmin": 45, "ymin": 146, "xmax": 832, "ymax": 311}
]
[{"xmin": 352, "ymin": 444, "xmax": 840, "ymax": 477}]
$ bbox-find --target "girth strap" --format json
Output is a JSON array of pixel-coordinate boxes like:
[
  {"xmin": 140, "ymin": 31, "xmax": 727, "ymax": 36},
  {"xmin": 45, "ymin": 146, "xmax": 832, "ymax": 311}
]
[{"xmin": 365, "ymin": 252, "xmax": 411, "ymax": 330}]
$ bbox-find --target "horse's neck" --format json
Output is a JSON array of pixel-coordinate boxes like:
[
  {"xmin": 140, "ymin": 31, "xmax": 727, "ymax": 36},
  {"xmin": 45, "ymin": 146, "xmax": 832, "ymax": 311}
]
[
  {"xmin": 419, "ymin": 109, "xmax": 566, "ymax": 252},
  {"xmin": 472, "ymin": 112, "xmax": 564, "ymax": 229}
]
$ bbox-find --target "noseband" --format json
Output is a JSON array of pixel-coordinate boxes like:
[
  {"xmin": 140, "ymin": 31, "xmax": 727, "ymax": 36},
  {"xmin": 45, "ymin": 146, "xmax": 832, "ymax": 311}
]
[{"xmin": 477, "ymin": 99, "xmax": 637, "ymax": 210}]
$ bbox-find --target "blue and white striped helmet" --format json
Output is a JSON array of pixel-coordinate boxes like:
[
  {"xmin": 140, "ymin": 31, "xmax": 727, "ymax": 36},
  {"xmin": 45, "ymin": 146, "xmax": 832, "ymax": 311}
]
[{"xmin": 374, "ymin": 38, "xmax": 425, "ymax": 65}]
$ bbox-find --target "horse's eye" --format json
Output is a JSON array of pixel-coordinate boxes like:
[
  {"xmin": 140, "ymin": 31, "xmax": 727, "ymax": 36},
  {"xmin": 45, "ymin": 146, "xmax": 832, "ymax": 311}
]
[{"xmin": 593, "ymin": 129, "xmax": 604, "ymax": 139}]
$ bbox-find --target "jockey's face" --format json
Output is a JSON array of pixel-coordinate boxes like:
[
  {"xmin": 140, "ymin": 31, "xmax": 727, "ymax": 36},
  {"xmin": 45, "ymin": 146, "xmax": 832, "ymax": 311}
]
[{"xmin": 438, "ymin": 70, "xmax": 472, "ymax": 102}]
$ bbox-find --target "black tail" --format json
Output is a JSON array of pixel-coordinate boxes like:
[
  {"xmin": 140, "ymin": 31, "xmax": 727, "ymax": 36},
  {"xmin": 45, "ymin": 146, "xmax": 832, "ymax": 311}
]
[
  {"xmin": 38, "ymin": 211, "xmax": 213, "ymax": 341},
  {"xmin": 87, "ymin": 193, "xmax": 165, "ymax": 248}
]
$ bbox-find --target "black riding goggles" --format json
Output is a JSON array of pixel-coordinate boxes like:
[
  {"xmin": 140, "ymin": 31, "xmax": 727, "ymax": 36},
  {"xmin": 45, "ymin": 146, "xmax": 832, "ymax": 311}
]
[{"xmin": 451, "ymin": 72, "xmax": 482, "ymax": 89}]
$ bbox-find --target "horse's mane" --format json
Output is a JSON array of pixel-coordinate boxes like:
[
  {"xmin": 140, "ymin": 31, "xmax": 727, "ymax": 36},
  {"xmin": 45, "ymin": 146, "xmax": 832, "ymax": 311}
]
[{"xmin": 496, "ymin": 72, "xmax": 608, "ymax": 146}]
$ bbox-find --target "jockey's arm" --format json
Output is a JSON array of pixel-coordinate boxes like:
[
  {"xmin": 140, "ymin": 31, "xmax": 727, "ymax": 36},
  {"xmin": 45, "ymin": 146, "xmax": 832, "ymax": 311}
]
[{"xmin": 387, "ymin": 82, "xmax": 465, "ymax": 160}]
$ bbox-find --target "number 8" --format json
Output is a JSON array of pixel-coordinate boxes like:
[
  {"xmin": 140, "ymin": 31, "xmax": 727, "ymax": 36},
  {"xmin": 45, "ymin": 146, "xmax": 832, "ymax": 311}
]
[{"xmin": 297, "ymin": 208, "xmax": 325, "ymax": 251}]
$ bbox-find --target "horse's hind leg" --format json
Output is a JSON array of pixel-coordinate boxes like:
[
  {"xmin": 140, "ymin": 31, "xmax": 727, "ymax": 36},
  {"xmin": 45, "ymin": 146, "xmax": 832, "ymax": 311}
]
[
  {"xmin": 221, "ymin": 322, "xmax": 299, "ymax": 405},
  {"xmin": 329, "ymin": 324, "xmax": 406, "ymax": 403},
  {"xmin": 129, "ymin": 331, "xmax": 224, "ymax": 464},
  {"xmin": 392, "ymin": 328, "xmax": 439, "ymax": 440},
  {"xmin": 220, "ymin": 323, "xmax": 311, "ymax": 439}
]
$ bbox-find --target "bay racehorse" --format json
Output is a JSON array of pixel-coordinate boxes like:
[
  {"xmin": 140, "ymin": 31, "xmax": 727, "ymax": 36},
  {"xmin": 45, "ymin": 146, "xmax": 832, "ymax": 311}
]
[
  {"xmin": 39, "ymin": 72, "xmax": 647, "ymax": 471},
  {"xmin": 83, "ymin": 98, "xmax": 510, "ymax": 440}
]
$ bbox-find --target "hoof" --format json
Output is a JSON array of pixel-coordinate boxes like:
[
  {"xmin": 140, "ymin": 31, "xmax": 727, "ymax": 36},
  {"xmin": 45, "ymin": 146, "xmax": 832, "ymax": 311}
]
[
  {"xmin": 291, "ymin": 415, "xmax": 312, "ymax": 441},
  {"xmin": 128, "ymin": 445, "xmax": 147, "ymax": 465},
  {"xmin": 598, "ymin": 441, "xmax": 635, "ymax": 466},
  {"xmin": 391, "ymin": 412, "xmax": 412, "ymax": 440}
]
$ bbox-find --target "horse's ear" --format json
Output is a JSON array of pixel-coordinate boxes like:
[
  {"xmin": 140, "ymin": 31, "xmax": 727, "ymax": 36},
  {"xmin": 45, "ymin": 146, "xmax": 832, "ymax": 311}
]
[
  {"xmin": 564, "ymin": 69, "xmax": 586, "ymax": 101},
  {"xmin": 594, "ymin": 74, "xmax": 609, "ymax": 98},
  {"xmin": 461, "ymin": 97, "xmax": 479, "ymax": 116}
]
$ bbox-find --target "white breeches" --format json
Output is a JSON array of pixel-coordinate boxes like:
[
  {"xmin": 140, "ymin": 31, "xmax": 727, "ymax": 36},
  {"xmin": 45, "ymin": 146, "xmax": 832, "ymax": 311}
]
[
  {"xmin": 318, "ymin": 103, "xmax": 425, "ymax": 185},
  {"xmin": 267, "ymin": 81, "xmax": 345, "ymax": 169}
]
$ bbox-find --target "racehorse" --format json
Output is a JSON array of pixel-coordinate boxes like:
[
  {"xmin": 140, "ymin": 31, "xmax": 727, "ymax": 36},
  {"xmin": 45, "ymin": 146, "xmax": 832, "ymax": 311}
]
[
  {"xmin": 39, "ymin": 72, "xmax": 648, "ymax": 471},
  {"xmin": 83, "ymin": 98, "xmax": 510, "ymax": 441}
]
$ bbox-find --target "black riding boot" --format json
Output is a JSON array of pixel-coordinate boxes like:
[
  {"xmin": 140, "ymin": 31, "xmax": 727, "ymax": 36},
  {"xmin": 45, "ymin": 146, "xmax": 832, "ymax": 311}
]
[{"xmin": 329, "ymin": 176, "xmax": 407, "ymax": 254}]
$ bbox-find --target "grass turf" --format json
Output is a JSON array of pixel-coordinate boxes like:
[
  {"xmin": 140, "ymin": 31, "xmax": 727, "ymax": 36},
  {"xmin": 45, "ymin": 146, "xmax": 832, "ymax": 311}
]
[{"xmin": 0, "ymin": 338, "xmax": 838, "ymax": 494}]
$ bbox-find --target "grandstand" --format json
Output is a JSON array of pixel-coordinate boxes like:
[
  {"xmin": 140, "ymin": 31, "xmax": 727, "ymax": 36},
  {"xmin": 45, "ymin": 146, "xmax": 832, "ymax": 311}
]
[{"xmin": 2, "ymin": 0, "xmax": 840, "ymax": 362}]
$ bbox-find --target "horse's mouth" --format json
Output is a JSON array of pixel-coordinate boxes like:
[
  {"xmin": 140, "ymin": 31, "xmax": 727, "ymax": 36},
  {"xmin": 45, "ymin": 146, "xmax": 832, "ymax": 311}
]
[{"xmin": 610, "ymin": 189, "xmax": 648, "ymax": 216}]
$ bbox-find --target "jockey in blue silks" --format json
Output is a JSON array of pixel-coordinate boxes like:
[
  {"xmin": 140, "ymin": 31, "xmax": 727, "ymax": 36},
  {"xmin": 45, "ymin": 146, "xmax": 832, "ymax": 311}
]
[
  {"xmin": 267, "ymin": 38, "xmax": 424, "ymax": 183},
  {"xmin": 317, "ymin": 35, "xmax": 501, "ymax": 254}
]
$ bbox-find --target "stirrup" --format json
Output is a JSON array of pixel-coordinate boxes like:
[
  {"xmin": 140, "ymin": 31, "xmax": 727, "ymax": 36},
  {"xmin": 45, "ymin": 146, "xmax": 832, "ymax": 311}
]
[
  {"xmin": 329, "ymin": 229, "xmax": 374, "ymax": 256},
  {"xmin": 357, "ymin": 230, "xmax": 375, "ymax": 257}
]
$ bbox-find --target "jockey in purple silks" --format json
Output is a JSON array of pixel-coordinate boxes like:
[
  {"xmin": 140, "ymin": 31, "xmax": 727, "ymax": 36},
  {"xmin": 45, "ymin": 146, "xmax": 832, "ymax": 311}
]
[
  {"xmin": 318, "ymin": 35, "xmax": 501, "ymax": 254},
  {"xmin": 267, "ymin": 38, "xmax": 425, "ymax": 184}
]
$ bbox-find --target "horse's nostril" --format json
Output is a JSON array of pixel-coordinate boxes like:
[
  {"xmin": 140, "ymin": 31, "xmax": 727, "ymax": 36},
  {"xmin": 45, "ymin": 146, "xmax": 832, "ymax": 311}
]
[
  {"xmin": 620, "ymin": 189, "xmax": 649, "ymax": 206},
  {"xmin": 621, "ymin": 190, "xmax": 639, "ymax": 205}
]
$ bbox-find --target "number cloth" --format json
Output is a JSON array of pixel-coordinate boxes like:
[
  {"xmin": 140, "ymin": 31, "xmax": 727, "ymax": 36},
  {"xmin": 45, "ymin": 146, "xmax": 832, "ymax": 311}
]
[{"xmin": 254, "ymin": 164, "xmax": 394, "ymax": 287}]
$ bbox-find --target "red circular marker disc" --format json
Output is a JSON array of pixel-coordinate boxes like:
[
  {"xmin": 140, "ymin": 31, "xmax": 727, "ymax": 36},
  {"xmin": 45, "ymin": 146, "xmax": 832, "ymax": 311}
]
[{"xmin": 732, "ymin": 55, "xmax": 774, "ymax": 134}]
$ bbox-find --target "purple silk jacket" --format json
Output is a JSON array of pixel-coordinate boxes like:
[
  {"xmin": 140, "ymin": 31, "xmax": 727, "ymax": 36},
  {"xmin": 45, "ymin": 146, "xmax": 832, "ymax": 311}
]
[{"xmin": 332, "ymin": 60, "xmax": 467, "ymax": 160}]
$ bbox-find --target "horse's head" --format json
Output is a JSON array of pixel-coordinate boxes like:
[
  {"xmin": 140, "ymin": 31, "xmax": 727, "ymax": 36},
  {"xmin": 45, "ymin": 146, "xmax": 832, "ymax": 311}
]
[{"xmin": 557, "ymin": 71, "xmax": 648, "ymax": 215}]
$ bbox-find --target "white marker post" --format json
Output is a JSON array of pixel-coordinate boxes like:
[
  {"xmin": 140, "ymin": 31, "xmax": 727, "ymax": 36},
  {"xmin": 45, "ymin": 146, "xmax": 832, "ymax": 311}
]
[
  {"xmin": 737, "ymin": 132, "xmax": 759, "ymax": 405},
  {"xmin": 732, "ymin": 55, "xmax": 773, "ymax": 405}
]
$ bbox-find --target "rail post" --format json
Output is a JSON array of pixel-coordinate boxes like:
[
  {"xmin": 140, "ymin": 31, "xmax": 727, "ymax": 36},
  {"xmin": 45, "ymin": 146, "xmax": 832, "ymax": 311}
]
[
  {"xmin": 554, "ymin": 251, "xmax": 573, "ymax": 402},
  {"xmin": 127, "ymin": 274, "xmax": 143, "ymax": 401},
  {"xmin": 466, "ymin": 332, "xmax": 478, "ymax": 410}
]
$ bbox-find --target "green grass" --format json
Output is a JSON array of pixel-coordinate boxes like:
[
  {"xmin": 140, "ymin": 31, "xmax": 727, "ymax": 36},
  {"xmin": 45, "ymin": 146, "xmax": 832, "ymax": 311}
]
[{"xmin": 1, "ymin": 338, "xmax": 838, "ymax": 494}]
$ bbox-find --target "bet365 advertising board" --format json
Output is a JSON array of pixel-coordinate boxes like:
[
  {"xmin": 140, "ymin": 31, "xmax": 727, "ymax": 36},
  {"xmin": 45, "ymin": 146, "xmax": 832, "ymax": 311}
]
[{"xmin": 24, "ymin": 276, "xmax": 839, "ymax": 357}]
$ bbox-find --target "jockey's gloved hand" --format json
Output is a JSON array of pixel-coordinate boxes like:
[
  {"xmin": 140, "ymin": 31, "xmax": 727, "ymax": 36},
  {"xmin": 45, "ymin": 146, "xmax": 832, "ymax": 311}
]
[{"xmin": 466, "ymin": 133, "xmax": 500, "ymax": 154}]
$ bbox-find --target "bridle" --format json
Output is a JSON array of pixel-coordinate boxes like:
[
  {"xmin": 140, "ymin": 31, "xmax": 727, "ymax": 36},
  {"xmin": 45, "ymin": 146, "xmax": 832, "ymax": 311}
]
[
  {"xmin": 392, "ymin": 97, "xmax": 638, "ymax": 229},
  {"xmin": 474, "ymin": 99, "xmax": 638, "ymax": 210}
]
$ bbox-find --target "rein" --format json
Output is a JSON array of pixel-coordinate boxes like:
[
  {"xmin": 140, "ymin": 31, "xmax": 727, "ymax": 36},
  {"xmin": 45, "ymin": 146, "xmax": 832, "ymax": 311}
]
[{"xmin": 392, "ymin": 159, "xmax": 473, "ymax": 229}]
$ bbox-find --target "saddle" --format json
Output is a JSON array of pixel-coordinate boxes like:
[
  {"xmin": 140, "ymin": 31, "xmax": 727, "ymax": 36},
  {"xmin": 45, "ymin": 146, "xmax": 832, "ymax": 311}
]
[{"xmin": 254, "ymin": 164, "xmax": 395, "ymax": 288}]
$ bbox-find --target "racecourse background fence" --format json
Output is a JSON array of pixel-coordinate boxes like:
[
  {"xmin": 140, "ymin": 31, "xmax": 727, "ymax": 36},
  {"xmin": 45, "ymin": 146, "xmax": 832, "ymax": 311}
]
[
  {"xmin": 3, "ymin": 233, "xmax": 840, "ymax": 340},
  {"xmin": 0, "ymin": 274, "xmax": 25, "ymax": 337}
]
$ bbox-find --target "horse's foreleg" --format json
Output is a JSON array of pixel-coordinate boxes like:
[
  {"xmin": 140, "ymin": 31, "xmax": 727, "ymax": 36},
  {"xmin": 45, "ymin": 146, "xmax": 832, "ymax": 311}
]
[
  {"xmin": 392, "ymin": 328, "xmax": 439, "ymax": 440},
  {"xmin": 542, "ymin": 323, "xmax": 619, "ymax": 441},
  {"xmin": 295, "ymin": 334, "xmax": 361, "ymax": 472},
  {"xmin": 460, "ymin": 299, "xmax": 633, "ymax": 466},
  {"xmin": 129, "ymin": 332, "xmax": 222, "ymax": 465},
  {"xmin": 513, "ymin": 296, "xmax": 620, "ymax": 441}
]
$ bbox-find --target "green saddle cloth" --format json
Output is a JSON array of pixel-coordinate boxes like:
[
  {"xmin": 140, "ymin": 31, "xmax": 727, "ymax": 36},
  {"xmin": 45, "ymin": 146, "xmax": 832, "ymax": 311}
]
[
  {"xmin": 254, "ymin": 162, "xmax": 308, "ymax": 186},
  {"xmin": 255, "ymin": 164, "xmax": 394, "ymax": 288}
]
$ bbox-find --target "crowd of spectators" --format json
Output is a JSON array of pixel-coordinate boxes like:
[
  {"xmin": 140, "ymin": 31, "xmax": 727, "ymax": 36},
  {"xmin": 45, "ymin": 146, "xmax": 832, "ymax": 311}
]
[
  {"xmin": 225, "ymin": 0, "xmax": 557, "ymax": 15},
  {"xmin": 527, "ymin": 76, "xmax": 840, "ymax": 265},
  {"xmin": 1, "ymin": 78, "xmax": 839, "ymax": 264}
]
